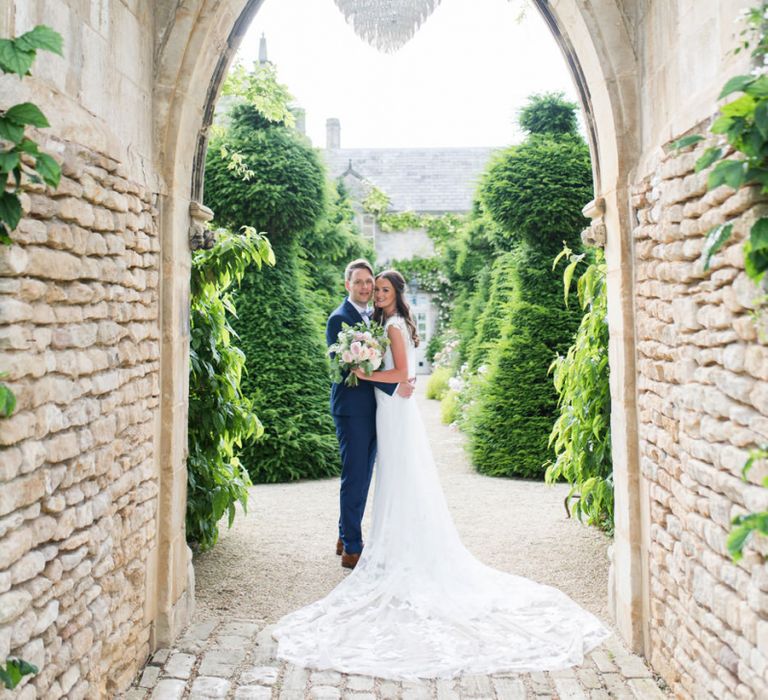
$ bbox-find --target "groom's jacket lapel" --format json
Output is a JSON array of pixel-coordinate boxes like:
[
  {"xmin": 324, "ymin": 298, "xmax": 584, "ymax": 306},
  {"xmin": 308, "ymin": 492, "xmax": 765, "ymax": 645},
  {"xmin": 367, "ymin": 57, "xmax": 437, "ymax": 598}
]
[{"xmin": 343, "ymin": 298, "xmax": 364, "ymax": 325}]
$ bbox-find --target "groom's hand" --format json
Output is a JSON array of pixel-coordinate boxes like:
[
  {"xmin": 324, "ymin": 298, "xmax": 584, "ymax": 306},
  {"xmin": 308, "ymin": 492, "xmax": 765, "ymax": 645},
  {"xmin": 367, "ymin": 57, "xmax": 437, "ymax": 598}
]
[{"xmin": 396, "ymin": 381, "xmax": 415, "ymax": 398}]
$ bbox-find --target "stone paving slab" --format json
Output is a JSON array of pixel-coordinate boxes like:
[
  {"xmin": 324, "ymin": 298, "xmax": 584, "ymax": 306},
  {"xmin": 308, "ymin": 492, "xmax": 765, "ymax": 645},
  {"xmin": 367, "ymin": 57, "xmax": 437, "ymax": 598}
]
[{"xmin": 123, "ymin": 619, "xmax": 669, "ymax": 699}]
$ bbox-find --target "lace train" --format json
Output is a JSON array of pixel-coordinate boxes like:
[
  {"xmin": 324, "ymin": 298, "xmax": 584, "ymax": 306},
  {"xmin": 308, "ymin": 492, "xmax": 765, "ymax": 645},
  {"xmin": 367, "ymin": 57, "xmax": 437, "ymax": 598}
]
[{"xmin": 273, "ymin": 317, "xmax": 609, "ymax": 679}]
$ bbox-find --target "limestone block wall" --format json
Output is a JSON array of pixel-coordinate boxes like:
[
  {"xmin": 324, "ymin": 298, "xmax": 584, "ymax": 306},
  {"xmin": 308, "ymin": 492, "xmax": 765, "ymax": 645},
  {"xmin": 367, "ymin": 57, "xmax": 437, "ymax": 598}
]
[
  {"xmin": 0, "ymin": 135, "xmax": 160, "ymax": 698},
  {"xmin": 633, "ymin": 140, "xmax": 768, "ymax": 699}
]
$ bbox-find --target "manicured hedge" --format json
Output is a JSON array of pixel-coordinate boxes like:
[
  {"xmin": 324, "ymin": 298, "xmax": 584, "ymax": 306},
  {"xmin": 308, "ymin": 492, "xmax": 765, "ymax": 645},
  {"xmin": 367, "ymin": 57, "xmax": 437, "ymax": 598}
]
[
  {"xmin": 205, "ymin": 104, "xmax": 340, "ymax": 482},
  {"xmin": 231, "ymin": 236, "xmax": 340, "ymax": 482}
]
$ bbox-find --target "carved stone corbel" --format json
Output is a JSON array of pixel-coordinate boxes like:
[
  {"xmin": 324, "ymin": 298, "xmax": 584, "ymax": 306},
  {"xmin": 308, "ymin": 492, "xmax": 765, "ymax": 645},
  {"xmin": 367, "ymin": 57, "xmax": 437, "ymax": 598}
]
[
  {"xmin": 581, "ymin": 197, "xmax": 606, "ymax": 248},
  {"xmin": 189, "ymin": 201, "xmax": 216, "ymax": 250}
]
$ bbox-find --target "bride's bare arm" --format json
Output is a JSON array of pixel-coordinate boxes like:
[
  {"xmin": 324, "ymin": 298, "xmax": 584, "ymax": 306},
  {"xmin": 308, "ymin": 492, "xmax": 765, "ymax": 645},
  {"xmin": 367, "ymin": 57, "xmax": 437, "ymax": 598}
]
[{"xmin": 353, "ymin": 325, "xmax": 409, "ymax": 383}]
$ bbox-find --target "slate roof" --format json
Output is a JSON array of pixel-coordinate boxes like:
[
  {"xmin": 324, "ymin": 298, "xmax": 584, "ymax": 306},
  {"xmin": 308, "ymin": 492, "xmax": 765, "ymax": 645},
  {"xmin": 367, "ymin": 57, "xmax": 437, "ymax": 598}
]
[{"xmin": 322, "ymin": 147, "xmax": 497, "ymax": 213}]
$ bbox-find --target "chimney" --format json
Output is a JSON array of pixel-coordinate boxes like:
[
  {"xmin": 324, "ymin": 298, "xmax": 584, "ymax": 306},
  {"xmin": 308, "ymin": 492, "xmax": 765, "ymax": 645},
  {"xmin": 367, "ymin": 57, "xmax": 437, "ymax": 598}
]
[
  {"xmin": 259, "ymin": 33, "xmax": 268, "ymax": 64},
  {"xmin": 294, "ymin": 108, "xmax": 306, "ymax": 136},
  {"xmin": 326, "ymin": 118, "xmax": 340, "ymax": 149}
]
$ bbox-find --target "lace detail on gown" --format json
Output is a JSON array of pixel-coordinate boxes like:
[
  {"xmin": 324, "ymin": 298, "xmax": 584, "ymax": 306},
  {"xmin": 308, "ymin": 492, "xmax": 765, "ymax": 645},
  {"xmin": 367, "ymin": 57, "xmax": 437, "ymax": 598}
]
[{"xmin": 273, "ymin": 315, "xmax": 609, "ymax": 679}]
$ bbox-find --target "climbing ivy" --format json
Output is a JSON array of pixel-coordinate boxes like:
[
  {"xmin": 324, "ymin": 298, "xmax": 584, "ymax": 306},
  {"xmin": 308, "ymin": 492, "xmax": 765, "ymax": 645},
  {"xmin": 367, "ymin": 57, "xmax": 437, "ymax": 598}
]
[
  {"xmin": 187, "ymin": 227, "xmax": 275, "ymax": 551},
  {"xmin": 672, "ymin": 3, "xmax": 768, "ymax": 289},
  {"xmin": 545, "ymin": 246, "xmax": 613, "ymax": 532},
  {"xmin": 0, "ymin": 29, "xmax": 61, "ymax": 680},
  {"xmin": 671, "ymin": 3, "xmax": 768, "ymax": 561}
]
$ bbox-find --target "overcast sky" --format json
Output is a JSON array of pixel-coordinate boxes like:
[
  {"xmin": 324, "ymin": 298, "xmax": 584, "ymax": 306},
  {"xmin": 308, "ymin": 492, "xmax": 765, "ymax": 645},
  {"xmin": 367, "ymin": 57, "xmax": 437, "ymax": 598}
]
[{"xmin": 234, "ymin": 0, "xmax": 578, "ymax": 149}]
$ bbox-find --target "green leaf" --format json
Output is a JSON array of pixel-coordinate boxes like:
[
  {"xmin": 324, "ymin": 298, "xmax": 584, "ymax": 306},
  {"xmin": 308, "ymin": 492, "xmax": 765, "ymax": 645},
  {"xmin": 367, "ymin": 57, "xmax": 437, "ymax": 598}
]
[
  {"xmin": 17, "ymin": 138, "xmax": 40, "ymax": 156},
  {"xmin": 0, "ymin": 191, "xmax": 22, "ymax": 231},
  {"xmin": 0, "ymin": 150, "xmax": 20, "ymax": 174},
  {"xmin": 710, "ymin": 116, "xmax": 734, "ymax": 134},
  {"xmin": 750, "ymin": 218, "xmax": 768, "ymax": 252},
  {"xmin": 0, "ymin": 117, "xmax": 25, "ymax": 144},
  {"xmin": 0, "ymin": 223, "xmax": 12, "ymax": 246},
  {"xmin": 755, "ymin": 101, "xmax": 768, "ymax": 138},
  {"xmin": 35, "ymin": 153, "xmax": 61, "ymax": 188},
  {"xmin": 695, "ymin": 147, "xmax": 722, "ymax": 172},
  {"xmin": 0, "ymin": 40, "xmax": 35, "ymax": 77},
  {"xmin": 746, "ymin": 75, "xmax": 768, "ymax": 98},
  {"xmin": 718, "ymin": 74, "xmax": 755, "ymax": 99},
  {"xmin": 0, "ymin": 383, "xmax": 17, "ymax": 417},
  {"xmin": 15, "ymin": 25, "xmax": 63, "ymax": 56},
  {"xmin": 5, "ymin": 102, "xmax": 49, "ymax": 128},
  {"xmin": 708, "ymin": 159, "xmax": 746, "ymax": 190},
  {"xmin": 721, "ymin": 94, "xmax": 756, "ymax": 118},
  {"xmin": 744, "ymin": 239, "xmax": 768, "ymax": 282},
  {"xmin": 700, "ymin": 223, "xmax": 733, "ymax": 271},
  {"xmin": 562, "ymin": 258, "xmax": 579, "ymax": 307},
  {"xmin": 670, "ymin": 134, "xmax": 704, "ymax": 150}
]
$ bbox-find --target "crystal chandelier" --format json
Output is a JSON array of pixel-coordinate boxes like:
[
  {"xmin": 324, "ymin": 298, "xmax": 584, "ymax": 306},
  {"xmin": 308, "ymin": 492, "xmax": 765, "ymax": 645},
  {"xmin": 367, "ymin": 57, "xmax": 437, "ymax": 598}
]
[{"xmin": 333, "ymin": 0, "xmax": 442, "ymax": 52}]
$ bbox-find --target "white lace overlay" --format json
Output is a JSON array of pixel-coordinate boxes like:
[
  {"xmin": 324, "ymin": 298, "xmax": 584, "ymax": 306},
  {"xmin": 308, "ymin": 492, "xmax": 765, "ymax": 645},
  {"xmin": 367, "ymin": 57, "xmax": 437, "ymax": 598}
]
[{"xmin": 273, "ymin": 315, "xmax": 610, "ymax": 679}]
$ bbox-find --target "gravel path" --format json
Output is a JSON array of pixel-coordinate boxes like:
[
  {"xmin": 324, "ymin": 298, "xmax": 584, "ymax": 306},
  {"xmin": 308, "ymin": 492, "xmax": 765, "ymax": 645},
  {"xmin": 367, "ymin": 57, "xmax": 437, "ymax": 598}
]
[
  {"xmin": 193, "ymin": 382, "xmax": 613, "ymax": 630},
  {"xmin": 129, "ymin": 384, "xmax": 669, "ymax": 699}
]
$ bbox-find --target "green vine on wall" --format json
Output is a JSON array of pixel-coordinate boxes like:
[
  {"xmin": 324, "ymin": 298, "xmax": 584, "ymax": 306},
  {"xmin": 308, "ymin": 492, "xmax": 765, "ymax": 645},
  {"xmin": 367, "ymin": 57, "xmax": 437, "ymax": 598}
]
[
  {"xmin": 672, "ymin": 3, "xmax": 768, "ymax": 561},
  {"xmin": 187, "ymin": 226, "xmax": 275, "ymax": 551},
  {"xmin": 0, "ymin": 25, "xmax": 61, "ymax": 687},
  {"xmin": 361, "ymin": 183, "xmax": 465, "ymax": 244},
  {"xmin": 545, "ymin": 246, "xmax": 613, "ymax": 532}
]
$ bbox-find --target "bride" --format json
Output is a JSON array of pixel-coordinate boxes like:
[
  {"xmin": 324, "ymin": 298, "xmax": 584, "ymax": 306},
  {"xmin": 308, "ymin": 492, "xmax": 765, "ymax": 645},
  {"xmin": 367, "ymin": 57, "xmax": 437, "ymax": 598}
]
[{"xmin": 272, "ymin": 269, "xmax": 610, "ymax": 680}]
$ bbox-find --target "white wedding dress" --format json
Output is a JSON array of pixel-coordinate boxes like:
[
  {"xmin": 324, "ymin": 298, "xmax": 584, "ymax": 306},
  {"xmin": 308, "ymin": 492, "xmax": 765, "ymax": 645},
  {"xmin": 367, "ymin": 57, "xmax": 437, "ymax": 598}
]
[{"xmin": 273, "ymin": 315, "xmax": 610, "ymax": 680}]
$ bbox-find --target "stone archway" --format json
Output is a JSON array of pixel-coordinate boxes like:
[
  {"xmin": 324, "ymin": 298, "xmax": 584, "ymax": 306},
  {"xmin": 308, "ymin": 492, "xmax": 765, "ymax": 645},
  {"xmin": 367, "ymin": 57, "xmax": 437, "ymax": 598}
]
[{"xmin": 152, "ymin": 0, "xmax": 646, "ymax": 654}]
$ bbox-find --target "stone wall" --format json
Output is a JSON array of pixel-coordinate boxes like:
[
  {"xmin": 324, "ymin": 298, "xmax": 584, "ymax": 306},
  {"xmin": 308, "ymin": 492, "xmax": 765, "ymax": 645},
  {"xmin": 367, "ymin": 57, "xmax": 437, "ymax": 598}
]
[
  {"xmin": 633, "ymin": 139, "xmax": 768, "ymax": 699},
  {"xmin": 0, "ymin": 135, "xmax": 160, "ymax": 698}
]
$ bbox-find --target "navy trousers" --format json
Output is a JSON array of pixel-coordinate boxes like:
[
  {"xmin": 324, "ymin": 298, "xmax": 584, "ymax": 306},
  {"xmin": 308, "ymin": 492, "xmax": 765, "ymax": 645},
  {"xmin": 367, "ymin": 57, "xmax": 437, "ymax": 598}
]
[{"xmin": 334, "ymin": 412, "xmax": 377, "ymax": 554}]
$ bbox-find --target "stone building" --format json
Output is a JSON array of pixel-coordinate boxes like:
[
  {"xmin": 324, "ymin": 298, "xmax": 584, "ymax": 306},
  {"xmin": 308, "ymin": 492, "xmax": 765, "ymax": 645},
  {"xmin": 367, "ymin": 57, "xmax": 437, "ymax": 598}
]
[
  {"xmin": 0, "ymin": 1, "xmax": 767, "ymax": 698},
  {"xmin": 322, "ymin": 120, "xmax": 495, "ymax": 372}
]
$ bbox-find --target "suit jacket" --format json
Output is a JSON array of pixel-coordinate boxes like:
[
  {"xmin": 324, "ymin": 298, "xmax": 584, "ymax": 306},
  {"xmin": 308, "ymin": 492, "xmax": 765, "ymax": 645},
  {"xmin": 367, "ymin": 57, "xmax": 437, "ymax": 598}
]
[{"xmin": 327, "ymin": 299, "xmax": 397, "ymax": 416}]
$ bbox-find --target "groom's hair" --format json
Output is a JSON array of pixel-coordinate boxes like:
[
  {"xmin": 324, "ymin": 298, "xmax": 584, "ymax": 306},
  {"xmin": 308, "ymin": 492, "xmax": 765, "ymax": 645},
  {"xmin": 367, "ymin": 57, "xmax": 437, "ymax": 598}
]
[{"xmin": 345, "ymin": 258, "xmax": 374, "ymax": 280}]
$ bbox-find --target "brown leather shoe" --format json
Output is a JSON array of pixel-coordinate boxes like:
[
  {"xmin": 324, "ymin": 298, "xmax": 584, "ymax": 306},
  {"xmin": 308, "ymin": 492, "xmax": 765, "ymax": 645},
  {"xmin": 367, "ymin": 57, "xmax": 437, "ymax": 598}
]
[
  {"xmin": 341, "ymin": 550, "xmax": 361, "ymax": 569},
  {"xmin": 336, "ymin": 538, "xmax": 343, "ymax": 556}
]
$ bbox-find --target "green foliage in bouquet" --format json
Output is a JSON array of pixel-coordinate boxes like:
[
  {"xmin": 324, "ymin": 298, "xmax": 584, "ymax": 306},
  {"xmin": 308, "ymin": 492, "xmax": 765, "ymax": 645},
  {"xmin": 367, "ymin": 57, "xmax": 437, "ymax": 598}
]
[
  {"xmin": 187, "ymin": 227, "xmax": 275, "ymax": 551},
  {"xmin": 545, "ymin": 247, "xmax": 613, "ymax": 532},
  {"xmin": 328, "ymin": 321, "xmax": 390, "ymax": 387},
  {"xmin": 205, "ymin": 103, "xmax": 326, "ymax": 239},
  {"xmin": 232, "ymin": 236, "xmax": 341, "ymax": 482}
]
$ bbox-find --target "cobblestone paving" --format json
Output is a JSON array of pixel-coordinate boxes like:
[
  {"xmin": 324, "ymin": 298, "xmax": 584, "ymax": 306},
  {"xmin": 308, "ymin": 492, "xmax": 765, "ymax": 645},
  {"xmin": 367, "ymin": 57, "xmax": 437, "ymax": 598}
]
[
  {"xmin": 125, "ymin": 386, "xmax": 670, "ymax": 699},
  {"xmin": 123, "ymin": 618, "xmax": 668, "ymax": 699}
]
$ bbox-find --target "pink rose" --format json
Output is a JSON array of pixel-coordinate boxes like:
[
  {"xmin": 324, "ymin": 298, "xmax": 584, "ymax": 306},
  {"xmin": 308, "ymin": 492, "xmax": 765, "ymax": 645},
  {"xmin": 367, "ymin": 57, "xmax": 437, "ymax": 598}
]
[{"xmin": 342, "ymin": 351, "xmax": 353, "ymax": 363}]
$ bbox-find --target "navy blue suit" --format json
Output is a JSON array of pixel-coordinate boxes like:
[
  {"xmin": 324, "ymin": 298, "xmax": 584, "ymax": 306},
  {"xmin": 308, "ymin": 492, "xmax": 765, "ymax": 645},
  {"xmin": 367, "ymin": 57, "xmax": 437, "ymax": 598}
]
[{"xmin": 327, "ymin": 299, "xmax": 397, "ymax": 554}]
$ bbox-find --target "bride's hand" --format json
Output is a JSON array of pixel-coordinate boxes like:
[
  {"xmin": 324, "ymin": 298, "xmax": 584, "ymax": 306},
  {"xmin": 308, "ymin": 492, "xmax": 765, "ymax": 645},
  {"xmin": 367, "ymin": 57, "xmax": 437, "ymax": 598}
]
[{"xmin": 352, "ymin": 367, "xmax": 366, "ymax": 380}]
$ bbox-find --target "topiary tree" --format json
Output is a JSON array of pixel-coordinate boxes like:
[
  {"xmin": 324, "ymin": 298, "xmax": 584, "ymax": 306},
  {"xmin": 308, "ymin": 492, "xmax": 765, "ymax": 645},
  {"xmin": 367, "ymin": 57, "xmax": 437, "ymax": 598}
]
[
  {"xmin": 467, "ymin": 251, "xmax": 519, "ymax": 371},
  {"xmin": 468, "ymin": 93, "xmax": 592, "ymax": 479},
  {"xmin": 479, "ymin": 133, "xmax": 592, "ymax": 254},
  {"xmin": 205, "ymin": 104, "xmax": 326, "ymax": 237},
  {"xmin": 231, "ymin": 236, "xmax": 341, "ymax": 481},
  {"xmin": 299, "ymin": 180, "xmax": 373, "ymax": 319},
  {"xmin": 518, "ymin": 91, "xmax": 579, "ymax": 137},
  {"xmin": 204, "ymin": 102, "xmax": 340, "ymax": 482},
  {"xmin": 469, "ymin": 294, "xmax": 580, "ymax": 479}
]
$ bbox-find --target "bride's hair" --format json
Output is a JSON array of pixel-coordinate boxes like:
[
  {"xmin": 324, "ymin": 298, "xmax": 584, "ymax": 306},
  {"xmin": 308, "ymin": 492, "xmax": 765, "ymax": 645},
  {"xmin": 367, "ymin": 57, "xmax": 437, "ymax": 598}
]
[{"xmin": 372, "ymin": 270, "xmax": 420, "ymax": 347}]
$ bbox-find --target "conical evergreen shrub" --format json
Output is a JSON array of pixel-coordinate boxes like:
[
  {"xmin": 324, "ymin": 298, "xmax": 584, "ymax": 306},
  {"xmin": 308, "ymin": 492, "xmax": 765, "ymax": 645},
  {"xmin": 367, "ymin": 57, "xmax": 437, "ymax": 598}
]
[
  {"xmin": 205, "ymin": 103, "xmax": 339, "ymax": 482},
  {"xmin": 231, "ymin": 236, "xmax": 340, "ymax": 481},
  {"xmin": 468, "ymin": 93, "xmax": 592, "ymax": 479}
]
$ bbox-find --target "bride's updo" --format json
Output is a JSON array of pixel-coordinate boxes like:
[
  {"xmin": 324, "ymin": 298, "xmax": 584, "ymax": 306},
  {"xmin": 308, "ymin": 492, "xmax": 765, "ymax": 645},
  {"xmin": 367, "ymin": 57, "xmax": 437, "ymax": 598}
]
[{"xmin": 372, "ymin": 269, "xmax": 420, "ymax": 347}]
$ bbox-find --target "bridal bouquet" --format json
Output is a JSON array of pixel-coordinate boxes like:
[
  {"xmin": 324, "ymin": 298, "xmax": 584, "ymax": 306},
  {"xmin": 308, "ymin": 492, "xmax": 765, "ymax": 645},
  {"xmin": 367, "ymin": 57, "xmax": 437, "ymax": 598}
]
[{"xmin": 329, "ymin": 322, "xmax": 390, "ymax": 386}]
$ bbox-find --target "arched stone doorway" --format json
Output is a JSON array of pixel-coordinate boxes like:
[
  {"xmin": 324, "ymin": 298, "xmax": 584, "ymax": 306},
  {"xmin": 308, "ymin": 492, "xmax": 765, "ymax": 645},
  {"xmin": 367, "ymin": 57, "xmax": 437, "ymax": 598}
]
[{"xmin": 151, "ymin": 0, "xmax": 646, "ymax": 654}]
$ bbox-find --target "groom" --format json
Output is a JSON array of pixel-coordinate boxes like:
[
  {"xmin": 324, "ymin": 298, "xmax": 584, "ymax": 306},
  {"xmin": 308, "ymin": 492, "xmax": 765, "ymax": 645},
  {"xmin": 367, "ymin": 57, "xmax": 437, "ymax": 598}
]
[{"xmin": 327, "ymin": 259, "xmax": 414, "ymax": 569}]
